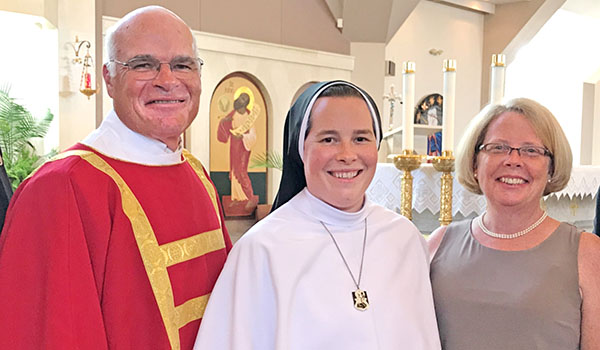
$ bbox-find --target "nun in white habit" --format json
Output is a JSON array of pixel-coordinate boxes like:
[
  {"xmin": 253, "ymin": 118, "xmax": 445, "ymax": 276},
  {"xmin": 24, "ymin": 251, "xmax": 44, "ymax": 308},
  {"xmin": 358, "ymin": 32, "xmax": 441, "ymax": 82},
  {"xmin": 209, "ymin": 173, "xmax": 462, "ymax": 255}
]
[{"xmin": 194, "ymin": 80, "xmax": 441, "ymax": 350}]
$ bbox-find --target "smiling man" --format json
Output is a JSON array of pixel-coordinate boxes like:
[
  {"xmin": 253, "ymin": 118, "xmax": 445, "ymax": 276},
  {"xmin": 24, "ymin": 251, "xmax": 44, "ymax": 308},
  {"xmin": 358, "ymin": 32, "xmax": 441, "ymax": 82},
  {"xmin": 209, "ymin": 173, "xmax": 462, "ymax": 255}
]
[{"xmin": 0, "ymin": 6, "xmax": 231, "ymax": 350}]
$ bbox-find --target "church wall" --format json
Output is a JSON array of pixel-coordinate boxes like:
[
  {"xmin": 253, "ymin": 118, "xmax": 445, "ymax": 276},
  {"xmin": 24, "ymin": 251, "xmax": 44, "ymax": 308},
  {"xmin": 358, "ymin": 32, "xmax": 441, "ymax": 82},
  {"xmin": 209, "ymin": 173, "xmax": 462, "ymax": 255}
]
[
  {"xmin": 101, "ymin": 0, "xmax": 200, "ymax": 29},
  {"xmin": 350, "ymin": 42, "xmax": 386, "ymax": 114},
  {"xmin": 56, "ymin": 0, "xmax": 97, "ymax": 151},
  {"xmin": 1, "ymin": 0, "xmax": 101, "ymax": 155},
  {"xmin": 384, "ymin": 0, "xmax": 484, "ymax": 154},
  {"xmin": 480, "ymin": 0, "xmax": 563, "ymax": 106},
  {"xmin": 580, "ymin": 83, "xmax": 594, "ymax": 165},
  {"xmin": 0, "ymin": 0, "xmax": 45, "ymax": 19},
  {"xmin": 0, "ymin": 0, "xmax": 58, "ymax": 27},
  {"xmin": 594, "ymin": 80, "xmax": 600, "ymax": 165},
  {"xmin": 101, "ymin": 0, "xmax": 350, "ymax": 55},
  {"xmin": 504, "ymin": 8, "xmax": 600, "ymax": 166}
]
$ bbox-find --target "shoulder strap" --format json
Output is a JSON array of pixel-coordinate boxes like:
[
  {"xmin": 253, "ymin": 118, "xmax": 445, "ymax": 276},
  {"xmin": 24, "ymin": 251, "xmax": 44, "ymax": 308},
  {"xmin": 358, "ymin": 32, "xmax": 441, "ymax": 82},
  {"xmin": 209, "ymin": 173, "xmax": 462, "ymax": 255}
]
[{"xmin": 182, "ymin": 149, "xmax": 222, "ymax": 226}]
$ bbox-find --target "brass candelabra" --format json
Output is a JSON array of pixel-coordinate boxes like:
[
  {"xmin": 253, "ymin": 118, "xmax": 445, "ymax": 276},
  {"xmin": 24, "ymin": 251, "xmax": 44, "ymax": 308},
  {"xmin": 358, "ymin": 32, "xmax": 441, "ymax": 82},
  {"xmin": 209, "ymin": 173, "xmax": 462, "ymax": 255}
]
[
  {"xmin": 393, "ymin": 150, "xmax": 422, "ymax": 220},
  {"xmin": 432, "ymin": 150, "xmax": 455, "ymax": 226}
]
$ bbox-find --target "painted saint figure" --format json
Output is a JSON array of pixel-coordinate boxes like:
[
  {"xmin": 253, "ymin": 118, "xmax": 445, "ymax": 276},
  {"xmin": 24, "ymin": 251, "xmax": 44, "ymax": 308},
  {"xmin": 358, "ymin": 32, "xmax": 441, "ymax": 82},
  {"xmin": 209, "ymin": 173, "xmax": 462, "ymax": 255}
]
[{"xmin": 217, "ymin": 90, "xmax": 259, "ymax": 211}]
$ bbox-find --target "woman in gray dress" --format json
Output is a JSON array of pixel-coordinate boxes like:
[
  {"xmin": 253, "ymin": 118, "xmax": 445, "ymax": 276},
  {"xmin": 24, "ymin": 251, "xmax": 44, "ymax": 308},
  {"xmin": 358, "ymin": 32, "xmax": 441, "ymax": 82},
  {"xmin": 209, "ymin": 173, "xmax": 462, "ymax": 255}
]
[{"xmin": 428, "ymin": 97, "xmax": 600, "ymax": 349}]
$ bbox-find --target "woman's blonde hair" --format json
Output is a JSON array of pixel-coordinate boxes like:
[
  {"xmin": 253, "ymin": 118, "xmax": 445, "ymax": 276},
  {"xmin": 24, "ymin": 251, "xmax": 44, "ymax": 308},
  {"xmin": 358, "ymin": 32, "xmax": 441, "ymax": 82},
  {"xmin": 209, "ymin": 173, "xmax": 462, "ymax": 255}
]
[{"xmin": 456, "ymin": 97, "xmax": 572, "ymax": 196}]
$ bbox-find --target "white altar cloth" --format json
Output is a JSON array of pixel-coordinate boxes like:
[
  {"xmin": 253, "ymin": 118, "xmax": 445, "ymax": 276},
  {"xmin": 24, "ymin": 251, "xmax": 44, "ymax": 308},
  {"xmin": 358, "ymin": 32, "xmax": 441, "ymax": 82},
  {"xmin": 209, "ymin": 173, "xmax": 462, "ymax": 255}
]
[
  {"xmin": 552, "ymin": 165, "xmax": 600, "ymax": 199},
  {"xmin": 367, "ymin": 164, "xmax": 600, "ymax": 227},
  {"xmin": 367, "ymin": 163, "xmax": 487, "ymax": 216}
]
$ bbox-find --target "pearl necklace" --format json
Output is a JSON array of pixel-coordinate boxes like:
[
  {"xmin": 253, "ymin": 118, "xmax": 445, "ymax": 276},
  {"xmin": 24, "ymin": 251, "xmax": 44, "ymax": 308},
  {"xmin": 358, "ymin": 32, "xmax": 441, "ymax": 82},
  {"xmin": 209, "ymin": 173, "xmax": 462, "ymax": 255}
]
[{"xmin": 476, "ymin": 211, "xmax": 548, "ymax": 239}]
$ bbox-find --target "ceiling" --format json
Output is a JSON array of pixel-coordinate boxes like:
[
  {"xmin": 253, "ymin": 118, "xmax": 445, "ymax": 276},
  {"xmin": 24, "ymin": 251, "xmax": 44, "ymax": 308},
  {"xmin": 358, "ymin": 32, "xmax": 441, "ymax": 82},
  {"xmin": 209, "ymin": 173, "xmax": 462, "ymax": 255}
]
[
  {"xmin": 324, "ymin": 0, "xmax": 530, "ymax": 43},
  {"xmin": 562, "ymin": 0, "xmax": 600, "ymax": 18}
]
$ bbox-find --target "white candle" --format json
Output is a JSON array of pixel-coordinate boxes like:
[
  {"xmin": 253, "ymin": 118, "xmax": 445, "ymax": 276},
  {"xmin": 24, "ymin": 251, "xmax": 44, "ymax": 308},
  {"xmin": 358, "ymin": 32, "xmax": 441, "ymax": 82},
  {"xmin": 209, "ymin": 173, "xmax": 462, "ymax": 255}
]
[
  {"xmin": 402, "ymin": 61, "xmax": 415, "ymax": 151},
  {"xmin": 490, "ymin": 54, "xmax": 506, "ymax": 104},
  {"xmin": 442, "ymin": 59, "xmax": 456, "ymax": 152}
]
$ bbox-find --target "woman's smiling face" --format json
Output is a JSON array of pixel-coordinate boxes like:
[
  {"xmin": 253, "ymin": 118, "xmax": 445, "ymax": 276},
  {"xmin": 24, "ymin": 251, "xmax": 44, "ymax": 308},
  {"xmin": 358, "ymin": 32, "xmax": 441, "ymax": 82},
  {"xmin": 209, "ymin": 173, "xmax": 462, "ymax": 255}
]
[
  {"xmin": 475, "ymin": 111, "xmax": 552, "ymax": 210},
  {"xmin": 303, "ymin": 96, "xmax": 378, "ymax": 212}
]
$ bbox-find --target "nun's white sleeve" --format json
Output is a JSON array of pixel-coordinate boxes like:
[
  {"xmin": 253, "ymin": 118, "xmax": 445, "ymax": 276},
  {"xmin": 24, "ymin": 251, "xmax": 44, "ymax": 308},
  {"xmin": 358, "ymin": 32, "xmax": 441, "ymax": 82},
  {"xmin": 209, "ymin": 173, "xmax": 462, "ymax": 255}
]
[{"xmin": 193, "ymin": 231, "xmax": 277, "ymax": 349}]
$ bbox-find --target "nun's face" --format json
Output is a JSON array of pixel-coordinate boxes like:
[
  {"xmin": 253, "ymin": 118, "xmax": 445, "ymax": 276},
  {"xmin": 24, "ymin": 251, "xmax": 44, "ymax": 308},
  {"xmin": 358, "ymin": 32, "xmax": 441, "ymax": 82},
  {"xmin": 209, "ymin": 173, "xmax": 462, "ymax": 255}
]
[{"xmin": 303, "ymin": 96, "xmax": 378, "ymax": 212}]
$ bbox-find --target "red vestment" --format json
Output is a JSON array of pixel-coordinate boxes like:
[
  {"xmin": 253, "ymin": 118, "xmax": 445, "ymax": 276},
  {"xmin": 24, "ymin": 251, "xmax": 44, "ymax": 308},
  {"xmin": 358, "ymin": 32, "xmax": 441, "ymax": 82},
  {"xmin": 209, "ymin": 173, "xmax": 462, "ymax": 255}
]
[{"xmin": 0, "ymin": 144, "xmax": 231, "ymax": 350}]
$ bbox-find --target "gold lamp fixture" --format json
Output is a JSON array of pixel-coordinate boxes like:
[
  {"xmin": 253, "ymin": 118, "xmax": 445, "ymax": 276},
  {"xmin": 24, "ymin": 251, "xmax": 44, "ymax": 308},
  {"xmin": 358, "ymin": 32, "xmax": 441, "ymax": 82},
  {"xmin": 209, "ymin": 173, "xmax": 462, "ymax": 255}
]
[{"xmin": 72, "ymin": 36, "xmax": 97, "ymax": 99}]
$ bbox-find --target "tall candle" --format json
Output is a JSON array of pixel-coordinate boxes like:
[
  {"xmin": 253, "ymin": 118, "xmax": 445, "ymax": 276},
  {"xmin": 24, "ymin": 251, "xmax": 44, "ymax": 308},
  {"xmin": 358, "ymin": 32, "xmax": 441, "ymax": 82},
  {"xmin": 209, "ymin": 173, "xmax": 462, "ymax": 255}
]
[
  {"xmin": 490, "ymin": 54, "xmax": 506, "ymax": 104},
  {"xmin": 442, "ymin": 59, "xmax": 456, "ymax": 152},
  {"xmin": 402, "ymin": 61, "xmax": 415, "ymax": 151}
]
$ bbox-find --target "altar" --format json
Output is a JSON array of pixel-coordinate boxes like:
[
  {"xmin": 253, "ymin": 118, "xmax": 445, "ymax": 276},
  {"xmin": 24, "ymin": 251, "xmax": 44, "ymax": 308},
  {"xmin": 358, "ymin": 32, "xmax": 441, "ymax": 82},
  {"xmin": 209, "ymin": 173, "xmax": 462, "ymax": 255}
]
[{"xmin": 366, "ymin": 163, "xmax": 600, "ymax": 234}]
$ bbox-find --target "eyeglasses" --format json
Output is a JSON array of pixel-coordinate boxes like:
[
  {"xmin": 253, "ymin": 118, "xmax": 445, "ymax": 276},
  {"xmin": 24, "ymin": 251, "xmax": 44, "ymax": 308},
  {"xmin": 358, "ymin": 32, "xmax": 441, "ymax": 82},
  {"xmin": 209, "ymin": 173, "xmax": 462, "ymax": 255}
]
[
  {"xmin": 478, "ymin": 143, "xmax": 552, "ymax": 159},
  {"xmin": 109, "ymin": 55, "xmax": 203, "ymax": 80}
]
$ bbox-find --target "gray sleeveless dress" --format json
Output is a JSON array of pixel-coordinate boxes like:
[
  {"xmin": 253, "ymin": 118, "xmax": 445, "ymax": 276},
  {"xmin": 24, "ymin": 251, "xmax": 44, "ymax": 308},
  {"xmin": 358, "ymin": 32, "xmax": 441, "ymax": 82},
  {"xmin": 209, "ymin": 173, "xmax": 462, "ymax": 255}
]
[{"xmin": 430, "ymin": 220, "xmax": 582, "ymax": 350}]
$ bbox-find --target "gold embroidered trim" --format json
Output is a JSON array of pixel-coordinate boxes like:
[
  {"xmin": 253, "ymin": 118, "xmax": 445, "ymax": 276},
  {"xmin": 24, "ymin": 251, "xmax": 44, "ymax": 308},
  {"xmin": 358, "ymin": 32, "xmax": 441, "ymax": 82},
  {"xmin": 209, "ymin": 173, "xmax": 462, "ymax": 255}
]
[
  {"xmin": 159, "ymin": 228, "xmax": 225, "ymax": 267},
  {"xmin": 182, "ymin": 149, "xmax": 222, "ymax": 226},
  {"xmin": 174, "ymin": 294, "xmax": 211, "ymax": 329},
  {"xmin": 47, "ymin": 150, "xmax": 225, "ymax": 350}
]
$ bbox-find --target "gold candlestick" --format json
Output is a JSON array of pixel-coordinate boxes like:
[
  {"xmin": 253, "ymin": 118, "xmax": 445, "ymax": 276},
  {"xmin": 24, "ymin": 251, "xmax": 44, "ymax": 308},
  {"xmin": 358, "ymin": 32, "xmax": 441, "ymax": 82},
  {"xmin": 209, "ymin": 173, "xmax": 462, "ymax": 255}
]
[
  {"xmin": 393, "ymin": 149, "xmax": 422, "ymax": 220},
  {"xmin": 432, "ymin": 150, "xmax": 455, "ymax": 226}
]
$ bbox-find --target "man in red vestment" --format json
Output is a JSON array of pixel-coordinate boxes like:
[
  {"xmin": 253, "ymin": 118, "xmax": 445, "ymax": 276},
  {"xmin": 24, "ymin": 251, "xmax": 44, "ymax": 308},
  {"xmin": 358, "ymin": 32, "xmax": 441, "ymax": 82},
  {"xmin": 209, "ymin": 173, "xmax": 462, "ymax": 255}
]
[{"xmin": 0, "ymin": 6, "xmax": 231, "ymax": 350}]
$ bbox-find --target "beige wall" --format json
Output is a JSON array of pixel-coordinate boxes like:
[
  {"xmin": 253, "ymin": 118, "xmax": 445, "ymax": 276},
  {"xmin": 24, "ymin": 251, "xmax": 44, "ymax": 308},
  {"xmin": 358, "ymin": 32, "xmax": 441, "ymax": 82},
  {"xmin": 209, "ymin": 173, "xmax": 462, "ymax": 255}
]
[
  {"xmin": 581, "ymin": 78, "xmax": 600, "ymax": 166},
  {"xmin": 56, "ymin": 0, "xmax": 97, "ymax": 151},
  {"xmin": 385, "ymin": 0, "xmax": 484, "ymax": 154},
  {"xmin": 583, "ymin": 79, "xmax": 600, "ymax": 165},
  {"xmin": 581, "ymin": 83, "xmax": 594, "ymax": 165},
  {"xmin": 350, "ymin": 42, "xmax": 386, "ymax": 114},
  {"xmin": 102, "ymin": 0, "xmax": 350, "ymax": 55},
  {"xmin": 0, "ymin": 0, "xmax": 57, "ymax": 26},
  {"xmin": 481, "ymin": 0, "xmax": 565, "ymax": 106},
  {"xmin": 594, "ymin": 80, "xmax": 600, "ymax": 165}
]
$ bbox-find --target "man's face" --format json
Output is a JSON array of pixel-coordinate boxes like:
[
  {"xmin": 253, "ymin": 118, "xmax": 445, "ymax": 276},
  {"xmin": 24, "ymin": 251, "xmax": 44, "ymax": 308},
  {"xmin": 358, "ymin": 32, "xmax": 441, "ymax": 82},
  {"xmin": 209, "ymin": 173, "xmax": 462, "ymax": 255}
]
[
  {"xmin": 103, "ymin": 11, "xmax": 201, "ymax": 150},
  {"xmin": 234, "ymin": 93, "xmax": 249, "ymax": 113}
]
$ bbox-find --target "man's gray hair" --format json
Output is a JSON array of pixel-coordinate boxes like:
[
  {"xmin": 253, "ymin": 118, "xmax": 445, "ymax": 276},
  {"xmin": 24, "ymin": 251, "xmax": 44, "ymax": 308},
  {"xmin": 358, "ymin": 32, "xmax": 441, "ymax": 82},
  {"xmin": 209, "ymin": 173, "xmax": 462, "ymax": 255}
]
[{"xmin": 104, "ymin": 6, "xmax": 198, "ymax": 77}]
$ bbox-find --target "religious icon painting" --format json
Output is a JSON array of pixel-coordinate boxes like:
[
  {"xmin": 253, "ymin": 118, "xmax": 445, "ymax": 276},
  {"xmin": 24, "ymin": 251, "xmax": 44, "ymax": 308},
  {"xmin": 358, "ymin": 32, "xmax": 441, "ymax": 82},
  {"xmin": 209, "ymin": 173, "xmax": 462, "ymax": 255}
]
[
  {"xmin": 427, "ymin": 131, "xmax": 442, "ymax": 158},
  {"xmin": 209, "ymin": 73, "xmax": 268, "ymax": 218},
  {"xmin": 414, "ymin": 93, "xmax": 443, "ymax": 126}
]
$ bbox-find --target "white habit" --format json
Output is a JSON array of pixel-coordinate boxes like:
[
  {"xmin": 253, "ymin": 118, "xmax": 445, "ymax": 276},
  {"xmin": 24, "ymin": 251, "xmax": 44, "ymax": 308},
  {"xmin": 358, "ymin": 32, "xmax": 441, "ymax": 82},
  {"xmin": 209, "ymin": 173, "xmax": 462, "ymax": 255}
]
[{"xmin": 194, "ymin": 189, "xmax": 441, "ymax": 350}]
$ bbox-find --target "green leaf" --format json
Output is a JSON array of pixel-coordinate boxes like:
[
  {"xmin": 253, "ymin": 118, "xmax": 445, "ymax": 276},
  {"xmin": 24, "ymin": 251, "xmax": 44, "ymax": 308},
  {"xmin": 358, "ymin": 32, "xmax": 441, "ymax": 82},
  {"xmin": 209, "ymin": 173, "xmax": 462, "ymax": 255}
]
[
  {"xmin": 0, "ymin": 87, "xmax": 55, "ymax": 189},
  {"xmin": 249, "ymin": 151, "xmax": 283, "ymax": 171}
]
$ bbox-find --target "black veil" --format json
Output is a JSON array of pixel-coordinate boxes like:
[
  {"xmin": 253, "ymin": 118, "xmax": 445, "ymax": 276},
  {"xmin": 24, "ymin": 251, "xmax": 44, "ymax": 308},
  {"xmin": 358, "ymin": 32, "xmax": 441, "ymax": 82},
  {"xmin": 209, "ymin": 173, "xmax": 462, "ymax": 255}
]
[{"xmin": 271, "ymin": 80, "xmax": 382, "ymax": 211}]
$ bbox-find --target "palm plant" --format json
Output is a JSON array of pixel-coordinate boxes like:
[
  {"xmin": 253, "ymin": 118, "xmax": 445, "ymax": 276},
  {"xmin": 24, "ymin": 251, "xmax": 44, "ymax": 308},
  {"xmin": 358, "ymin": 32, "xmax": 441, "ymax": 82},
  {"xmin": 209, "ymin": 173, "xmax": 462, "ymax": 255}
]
[
  {"xmin": 0, "ymin": 87, "xmax": 54, "ymax": 189},
  {"xmin": 249, "ymin": 151, "xmax": 283, "ymax": 171}
]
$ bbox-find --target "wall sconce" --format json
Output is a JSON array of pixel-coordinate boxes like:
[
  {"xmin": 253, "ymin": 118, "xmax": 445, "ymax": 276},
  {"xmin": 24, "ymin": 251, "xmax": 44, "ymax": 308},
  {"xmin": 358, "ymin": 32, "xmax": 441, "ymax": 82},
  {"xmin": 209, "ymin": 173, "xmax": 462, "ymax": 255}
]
[{"xmin": 71, "ymin": 36, "xmax": 97, "ymax": 99}]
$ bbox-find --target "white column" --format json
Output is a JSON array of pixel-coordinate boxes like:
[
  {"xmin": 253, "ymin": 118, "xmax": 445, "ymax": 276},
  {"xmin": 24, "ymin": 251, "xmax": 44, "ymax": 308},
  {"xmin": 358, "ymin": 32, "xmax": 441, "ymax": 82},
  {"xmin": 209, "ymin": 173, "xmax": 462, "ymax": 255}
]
[
  {"xmin": 442, "ymin": 59, "xmax": 456, "ymax": 153},
  {"xmin": 593, "ymin": 80, "xmax": 600, "ymax": 165},
  {"xmin": 490, "ymin": 54, "xmax": 506, "ymax": 105},
  {"xmin": 402, "ymin": 61, "xmax": 415, "ymax": 151}
]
